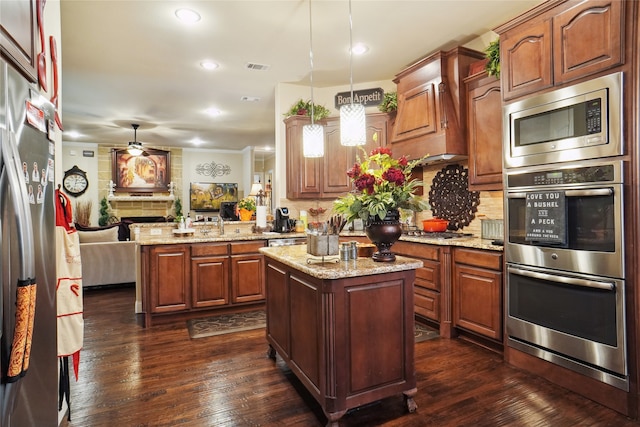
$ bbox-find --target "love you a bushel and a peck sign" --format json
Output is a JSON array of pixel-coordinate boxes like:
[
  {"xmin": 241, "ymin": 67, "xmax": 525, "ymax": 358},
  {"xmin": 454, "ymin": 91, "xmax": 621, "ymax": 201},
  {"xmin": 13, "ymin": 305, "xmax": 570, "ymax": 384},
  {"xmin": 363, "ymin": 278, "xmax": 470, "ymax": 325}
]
[{"xmin": 525, "ymin": 191, "xmax": 567, "ymax": 245}]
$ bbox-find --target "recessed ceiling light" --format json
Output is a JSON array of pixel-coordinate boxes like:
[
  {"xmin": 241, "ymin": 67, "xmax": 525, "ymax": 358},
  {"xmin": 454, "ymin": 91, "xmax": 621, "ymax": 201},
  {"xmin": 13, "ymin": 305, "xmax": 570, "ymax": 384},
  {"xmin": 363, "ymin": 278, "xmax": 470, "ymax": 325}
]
[
  {"xmin": 200, "ymin": 60, "xmax": 219, "ymax": 71},
  {"xmin": 205, "ymin": 107, "xmax": 222, "ymax": 117},
  {"xmin": 351, "ymin": 43, "xmax": 369, "ymax": 55},
  {"xmin": 263, "ymin": 146, "xmax": 272, "ymax": 151},
  {"xmin": 175, "ymin": 8, "xmax": 201, "ymax": 24},
  {"xmin": 64, "ymin": 130, "xmax": 83, "ymax": 139},
  {"xmin": 190, "ymin": 137, "xmax": 204, "ymax": 146}
]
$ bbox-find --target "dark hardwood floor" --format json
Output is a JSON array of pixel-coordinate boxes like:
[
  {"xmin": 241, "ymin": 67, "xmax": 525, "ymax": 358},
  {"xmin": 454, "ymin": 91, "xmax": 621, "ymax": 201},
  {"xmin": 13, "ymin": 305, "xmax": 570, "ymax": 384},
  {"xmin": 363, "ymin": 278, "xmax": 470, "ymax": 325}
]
[{"xmin": 61, "ymin": 285, "xmax": 640, "ymax": 427}]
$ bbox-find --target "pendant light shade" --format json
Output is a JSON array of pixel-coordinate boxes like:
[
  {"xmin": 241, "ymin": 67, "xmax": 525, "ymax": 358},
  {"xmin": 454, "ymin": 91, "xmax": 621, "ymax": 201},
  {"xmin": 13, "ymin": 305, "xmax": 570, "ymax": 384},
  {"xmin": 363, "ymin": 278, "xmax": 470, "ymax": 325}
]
[
  {"xmin": 303, "ymin": 123, "xmax": 324, "ymax": 157},
  {"xmin": 340, "ymin": 103, "xmax": 366, "ymax": 146},
  {"xmin": 340, "ymin": 0, "xmax": 366, "ymax": 146},
  {"xmin": 302, "ymin": 0, "xmax": 324, "ymax": 158}
]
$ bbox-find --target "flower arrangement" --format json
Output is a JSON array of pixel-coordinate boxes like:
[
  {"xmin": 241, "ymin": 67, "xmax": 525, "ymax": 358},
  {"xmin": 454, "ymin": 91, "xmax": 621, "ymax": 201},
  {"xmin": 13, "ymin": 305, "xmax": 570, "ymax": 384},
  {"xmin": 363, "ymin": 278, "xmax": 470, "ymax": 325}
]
[
  {"xmin": 237, "ymin": 197, "xmax": 256, "ymax": 212},
  {"xmin": 334, "ymin": 147, "xmax": 429, "ymax": 223}
]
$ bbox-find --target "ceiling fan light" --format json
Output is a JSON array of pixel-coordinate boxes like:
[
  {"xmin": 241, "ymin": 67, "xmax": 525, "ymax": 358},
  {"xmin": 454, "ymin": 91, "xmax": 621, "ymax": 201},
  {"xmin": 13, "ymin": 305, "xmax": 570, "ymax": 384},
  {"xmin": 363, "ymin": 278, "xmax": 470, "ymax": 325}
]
[
  {"xmin": 127, "ymin": 142, "xmax": 143, "ymax": 156},
  {"xmin": 303, "ymin": 123, "xmax": 324, "ymax": 158},
  {"xmin": 340, "ymin": 103, "xmax": 366, "ymax": 146}
]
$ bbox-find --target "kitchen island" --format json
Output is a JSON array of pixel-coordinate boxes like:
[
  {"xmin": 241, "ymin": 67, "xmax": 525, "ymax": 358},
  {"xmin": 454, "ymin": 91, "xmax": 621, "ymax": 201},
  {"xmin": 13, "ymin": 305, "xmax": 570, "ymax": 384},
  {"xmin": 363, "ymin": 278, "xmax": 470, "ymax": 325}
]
[{"xmin": 260, "ymin": 245, "xmax": 423, "ymax": 427}]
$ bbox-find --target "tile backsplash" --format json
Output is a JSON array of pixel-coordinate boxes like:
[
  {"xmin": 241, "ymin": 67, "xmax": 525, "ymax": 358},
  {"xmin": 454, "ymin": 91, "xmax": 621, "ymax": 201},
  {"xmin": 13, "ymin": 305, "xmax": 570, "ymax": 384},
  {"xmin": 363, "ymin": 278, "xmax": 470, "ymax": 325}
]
[{"xmin": 281, "ymin": 160, "xmax": 504, "ymax": 238}]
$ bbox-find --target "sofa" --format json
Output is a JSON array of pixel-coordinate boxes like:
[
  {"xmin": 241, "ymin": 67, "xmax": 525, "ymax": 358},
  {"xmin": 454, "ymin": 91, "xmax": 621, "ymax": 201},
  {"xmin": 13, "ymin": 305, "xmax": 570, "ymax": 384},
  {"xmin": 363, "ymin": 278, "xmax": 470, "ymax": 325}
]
[{"xmin": 76, "ymin": 223, "xmax": 136, "ymax": 288}]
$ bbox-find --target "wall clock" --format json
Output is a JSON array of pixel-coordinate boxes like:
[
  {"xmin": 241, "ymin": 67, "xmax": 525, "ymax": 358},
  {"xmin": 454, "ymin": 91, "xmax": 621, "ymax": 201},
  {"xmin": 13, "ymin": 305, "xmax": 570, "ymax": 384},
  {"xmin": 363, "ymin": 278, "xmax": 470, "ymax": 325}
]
[{"xmin": 63, "ymin": 165, "xmax": 88, "ymax": 197}]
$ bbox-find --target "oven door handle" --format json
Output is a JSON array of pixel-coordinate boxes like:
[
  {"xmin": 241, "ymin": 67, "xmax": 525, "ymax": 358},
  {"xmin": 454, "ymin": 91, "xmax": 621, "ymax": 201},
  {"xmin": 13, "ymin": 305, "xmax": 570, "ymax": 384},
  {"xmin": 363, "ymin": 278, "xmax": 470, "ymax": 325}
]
[
  {"xmin": 564, "ymin": 188, "xmax": 613, "ymax": 197},
  {"xmin": 507, "ymin": 188, "xmax": 613, "ymax": 199},
  {"xmin": 508, "ymin": 266, "xmax": 615, "ymax": 291}
]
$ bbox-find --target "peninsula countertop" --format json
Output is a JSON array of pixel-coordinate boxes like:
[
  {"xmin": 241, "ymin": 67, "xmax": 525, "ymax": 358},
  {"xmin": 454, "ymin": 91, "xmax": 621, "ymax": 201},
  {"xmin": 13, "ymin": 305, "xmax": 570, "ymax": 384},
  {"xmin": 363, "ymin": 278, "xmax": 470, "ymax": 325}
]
[{"xmin": 259, "ymin": 244, "xmax": 423, "ymax": 280}]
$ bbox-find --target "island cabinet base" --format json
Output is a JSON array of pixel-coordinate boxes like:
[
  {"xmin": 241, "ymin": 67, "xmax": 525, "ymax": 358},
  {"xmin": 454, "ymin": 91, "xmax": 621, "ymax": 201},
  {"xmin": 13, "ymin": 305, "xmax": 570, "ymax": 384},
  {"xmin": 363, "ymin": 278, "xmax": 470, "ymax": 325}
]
[{"xmin": 265, "ymin": 258, "xmax": 417, "ymax": 426}]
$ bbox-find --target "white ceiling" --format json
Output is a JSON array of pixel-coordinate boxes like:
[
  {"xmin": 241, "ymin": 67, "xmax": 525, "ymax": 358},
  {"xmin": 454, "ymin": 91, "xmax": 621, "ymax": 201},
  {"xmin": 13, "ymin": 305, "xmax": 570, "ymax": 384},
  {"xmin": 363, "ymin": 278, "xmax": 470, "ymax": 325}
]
[{"xmin": 60, "ymin": 0, "xmax": 541, "ymax": 157}]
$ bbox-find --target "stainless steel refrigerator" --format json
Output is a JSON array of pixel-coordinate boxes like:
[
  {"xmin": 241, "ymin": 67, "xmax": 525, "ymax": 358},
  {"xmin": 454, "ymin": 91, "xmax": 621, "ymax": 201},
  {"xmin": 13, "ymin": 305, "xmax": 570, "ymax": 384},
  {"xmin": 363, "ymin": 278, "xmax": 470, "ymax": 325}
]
[{"xmin": 0, "ymin": 59, "xmax": 58, "ymax": 425}]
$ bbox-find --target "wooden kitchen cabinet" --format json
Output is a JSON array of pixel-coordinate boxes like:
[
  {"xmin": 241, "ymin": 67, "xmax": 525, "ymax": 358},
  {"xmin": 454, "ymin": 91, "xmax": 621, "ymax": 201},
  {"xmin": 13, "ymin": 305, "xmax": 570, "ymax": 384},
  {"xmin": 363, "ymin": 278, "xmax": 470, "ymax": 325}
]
[
  {"xmin": 464, "ymin": 71, "xmax": 503, "ymax": 191},
  {"xmin": 497, "ymin": 0, "xmax": 624, "ymax": 100},
  {"xmin": 148, "ymin": 245, "xmax": 190, "ymax": 314},
  {"xmin": 191, "ymin": 243, "xmax": 230, "ymax": 308},
  {"xmin": 390, "ymin": 46, "xmax": 484, "ymax": 162},
  {"xmin": 285, "ymin": 113, "xmax": 390, "ymax": 199},
  {"xmin": 230, "ymin": 241, "xmax": 266, "ymax": 303},
  {"xmin": 143, "ymin": 240, "xmax": 267, "ymax": 326},
  {"xmin": 452, "ymin": 247, "xmax": 503, "ymax": 341},
  {"xmin": 0, "ymin": 0, "xmax": 38, "ymax": 82},
  {"xmin": 393, "ymin": 241, "xmax": 442, "ymax": 324}
]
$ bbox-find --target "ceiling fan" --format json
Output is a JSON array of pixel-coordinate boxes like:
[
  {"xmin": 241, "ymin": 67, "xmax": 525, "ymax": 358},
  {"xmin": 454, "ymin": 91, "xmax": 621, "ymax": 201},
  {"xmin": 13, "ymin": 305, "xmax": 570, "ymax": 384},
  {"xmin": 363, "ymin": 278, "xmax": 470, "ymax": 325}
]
[{"xmin": 127, "ymin": 123, "xmax": 149, "ymax": 156}]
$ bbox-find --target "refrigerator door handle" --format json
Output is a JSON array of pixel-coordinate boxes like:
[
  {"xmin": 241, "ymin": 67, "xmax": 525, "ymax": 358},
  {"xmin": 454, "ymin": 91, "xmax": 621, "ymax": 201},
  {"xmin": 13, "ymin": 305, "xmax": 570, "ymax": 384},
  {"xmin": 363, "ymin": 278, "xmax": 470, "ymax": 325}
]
[{"xmin": 1, "ymin": 129, "xmax": 35, "ymax": 279}]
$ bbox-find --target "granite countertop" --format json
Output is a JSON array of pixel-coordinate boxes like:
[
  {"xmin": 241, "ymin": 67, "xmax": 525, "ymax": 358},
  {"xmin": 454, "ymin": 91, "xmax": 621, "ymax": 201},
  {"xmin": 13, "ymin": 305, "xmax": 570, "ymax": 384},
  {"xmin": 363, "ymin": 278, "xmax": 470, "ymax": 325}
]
[
  {"xmin": 259, "ymin": 245, "xmax": 423, "ymax": 280},
  {"xmin": 137, "ymin": 231, "xmax": 307, "ymax": 245}
]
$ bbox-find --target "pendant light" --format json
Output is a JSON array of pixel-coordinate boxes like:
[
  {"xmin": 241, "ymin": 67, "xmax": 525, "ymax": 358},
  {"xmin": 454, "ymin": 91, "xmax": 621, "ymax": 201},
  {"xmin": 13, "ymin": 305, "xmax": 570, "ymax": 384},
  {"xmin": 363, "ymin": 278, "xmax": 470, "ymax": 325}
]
[
  {"xmin": 340, "ymin": 0, "xmax": 366, "ymax": 147},
  {"xmin": 302, "ymin": 0, "xmax": 324, "ymax": 158}
]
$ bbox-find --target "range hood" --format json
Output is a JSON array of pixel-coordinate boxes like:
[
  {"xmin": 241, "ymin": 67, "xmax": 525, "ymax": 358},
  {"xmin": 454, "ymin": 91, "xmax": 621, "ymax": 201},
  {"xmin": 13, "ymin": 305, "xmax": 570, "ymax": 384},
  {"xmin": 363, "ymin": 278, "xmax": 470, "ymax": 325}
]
[{"xmin": 417, "ymin": 153, "xmax": 468, "ymax": 166}]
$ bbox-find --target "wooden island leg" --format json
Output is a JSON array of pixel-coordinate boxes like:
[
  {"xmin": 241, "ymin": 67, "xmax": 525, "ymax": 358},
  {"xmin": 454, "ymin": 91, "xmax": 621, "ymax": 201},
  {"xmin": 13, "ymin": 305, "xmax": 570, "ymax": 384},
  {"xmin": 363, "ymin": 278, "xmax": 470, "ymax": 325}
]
[
  {"xmin": 267, "ymin": 344, "xmax": 276, "ymax": 360},
  {"xmin": 403, "ymin": 387, "xmax": 418, "ymax": 413},
  {"xmin": 325, "ymin": 409, "xmax": 347, "ymax": 427}
]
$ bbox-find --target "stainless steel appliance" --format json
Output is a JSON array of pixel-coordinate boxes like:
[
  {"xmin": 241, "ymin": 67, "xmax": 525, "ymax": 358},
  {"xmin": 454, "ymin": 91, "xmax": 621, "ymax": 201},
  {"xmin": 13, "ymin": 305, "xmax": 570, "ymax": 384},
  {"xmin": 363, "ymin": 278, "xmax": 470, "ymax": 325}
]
[
  {"xmin": 0, "ymin": 60, "xmax": 58, "ymax": 424},
  {"xmin": 503, "ymin": 72, "xmax": 623, "ymax": 168},
  {"xmin": 274, "ymin": 207, "xmax": 291, "ymax": 233},
  {"xmin": 504, "ymin": 159, "xmax": 627, "ymax": 390}
]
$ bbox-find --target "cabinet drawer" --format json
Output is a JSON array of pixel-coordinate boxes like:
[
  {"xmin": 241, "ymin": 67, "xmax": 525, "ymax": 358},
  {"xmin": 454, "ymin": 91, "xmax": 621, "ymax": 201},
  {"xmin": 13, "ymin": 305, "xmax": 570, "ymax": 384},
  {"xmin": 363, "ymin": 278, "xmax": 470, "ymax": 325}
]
[
  {"xmin": 230, "ymin": 240, "xmax": 267, "ymax": 254},
  {"xmin": 415, "ymin": 260, "xmax": 440, "ymax": 292},
  {"xmin": 454, "ymin": 248, "xmax": 502, "ymax": 270},
  {"xmin": 393, "ymin": 241, "xmax": 439, "ymax": 261},
  {"xmin": 191, "ymin": 243, "xmax": 229, "ymax": 257},
  {"xmin": 415, "ymin": 287, "xmax": 440, "ymax": 321}
]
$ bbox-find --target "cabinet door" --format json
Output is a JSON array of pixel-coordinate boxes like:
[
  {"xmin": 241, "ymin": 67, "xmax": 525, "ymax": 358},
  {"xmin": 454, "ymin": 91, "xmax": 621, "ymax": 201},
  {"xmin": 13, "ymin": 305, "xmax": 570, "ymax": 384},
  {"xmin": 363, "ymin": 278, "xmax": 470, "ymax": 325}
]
[
  {"xmin": 453, "ymin": 264, "xmax": 502, "ymax": 340},
  {"xmin": 392, "ymin": 79, "xmax": 440, "ymax": 143},
  {"xmin": 0, "ymin": 0, "xmax": 37, "ymax": 82},
  {"xmin": 231, "ymin": 253, "xmax": 265, "ymax": 303},
  {"xmin": 149, "ymin": 245, "xmax": 190, "ymax": 313},
  {"xmin": 322, "ymin": 118, "xmax": 352, "ymax": 196},
  {"xmin": 466, "ymin": 74, "xmax": 503, "ymax": 190},
  {"xmin": 553, "ymin": 0, "xmax": 623, "ymax": 84},
  {"xmin": 285, "ymin": 115, "xmax": 321, "ymax": 199},
  {"xmin": 501, "ymin": 19, "xmax": 553, "ymax": 100},
  {"xmin": 191, "ymin": 256, "xmax": 229, "ymax": 308}
]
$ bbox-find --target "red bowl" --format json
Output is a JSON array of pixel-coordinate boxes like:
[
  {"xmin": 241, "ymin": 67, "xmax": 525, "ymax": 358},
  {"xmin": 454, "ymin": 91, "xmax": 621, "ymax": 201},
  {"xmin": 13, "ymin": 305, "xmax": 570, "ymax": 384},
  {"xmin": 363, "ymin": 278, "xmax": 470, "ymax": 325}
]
[{"xmin": 422, "ymin": 218, "xmax": 449, "ymax": 232}]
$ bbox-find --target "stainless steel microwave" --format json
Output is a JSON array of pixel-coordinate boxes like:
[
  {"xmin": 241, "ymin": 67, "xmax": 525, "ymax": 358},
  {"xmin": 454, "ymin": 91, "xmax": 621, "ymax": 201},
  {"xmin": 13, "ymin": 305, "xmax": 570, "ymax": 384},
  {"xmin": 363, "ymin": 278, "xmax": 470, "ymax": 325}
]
[{"xmin": 503, "ymin": 72, "xmax": 623, "ymax": 168}]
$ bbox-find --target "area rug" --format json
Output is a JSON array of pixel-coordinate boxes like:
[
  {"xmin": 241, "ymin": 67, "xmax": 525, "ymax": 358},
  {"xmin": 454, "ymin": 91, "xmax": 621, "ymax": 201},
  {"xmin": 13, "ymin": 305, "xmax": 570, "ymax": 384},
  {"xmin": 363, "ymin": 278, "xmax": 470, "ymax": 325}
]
[
  {"xmin": 187, "ymin": 310, "xmax": 266, "ymax": 339},
  {"xmin": 415, "ymin": 323, "xmax": 439, "ymax": 343},
  {"xmin": 188, "ymin": 310, "xmax": 440, "ymax": 342}
]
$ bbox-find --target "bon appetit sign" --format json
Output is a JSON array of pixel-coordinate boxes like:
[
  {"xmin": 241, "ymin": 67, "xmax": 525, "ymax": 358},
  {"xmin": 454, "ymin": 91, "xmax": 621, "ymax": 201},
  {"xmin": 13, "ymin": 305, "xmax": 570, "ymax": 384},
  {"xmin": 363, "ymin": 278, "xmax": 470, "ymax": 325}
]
[
  {"xmin": 334, "ymin": 88, "xmax": 384, "ymax": 109},
  {"xmin": 524, "ymin": 191, "xmax": 567, "ymax": 245}
]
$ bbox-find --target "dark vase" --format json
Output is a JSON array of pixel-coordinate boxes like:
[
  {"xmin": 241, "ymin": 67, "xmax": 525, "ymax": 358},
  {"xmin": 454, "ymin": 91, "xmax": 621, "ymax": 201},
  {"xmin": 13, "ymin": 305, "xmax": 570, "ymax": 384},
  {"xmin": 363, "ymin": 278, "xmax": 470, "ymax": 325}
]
[{"xmin": 365, "ymin": 209, "xmax": 403, "ymax": 262}]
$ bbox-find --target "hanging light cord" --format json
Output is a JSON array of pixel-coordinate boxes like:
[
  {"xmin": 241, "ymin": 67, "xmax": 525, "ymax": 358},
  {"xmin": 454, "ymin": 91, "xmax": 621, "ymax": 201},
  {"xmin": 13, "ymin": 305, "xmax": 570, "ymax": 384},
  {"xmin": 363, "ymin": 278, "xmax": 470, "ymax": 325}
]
[
  {"xmin": 308, "ymin": 0, "xmax": 315, "ymax": 125},
  {"xmin": 348, "ymin": 0, "xmax": 354, "ymax": 104}
]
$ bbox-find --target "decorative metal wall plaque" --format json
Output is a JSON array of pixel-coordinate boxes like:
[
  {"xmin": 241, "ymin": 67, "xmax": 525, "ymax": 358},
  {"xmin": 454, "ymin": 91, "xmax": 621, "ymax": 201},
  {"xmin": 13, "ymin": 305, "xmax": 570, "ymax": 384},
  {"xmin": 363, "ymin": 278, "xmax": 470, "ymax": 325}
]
[
  {"xmin": 428, "ymin": 164, "xmax": 480, "ymax": 230},
  {"xmin": 195, "ymin": 161, "xmax": 231, "ymax": 177}
]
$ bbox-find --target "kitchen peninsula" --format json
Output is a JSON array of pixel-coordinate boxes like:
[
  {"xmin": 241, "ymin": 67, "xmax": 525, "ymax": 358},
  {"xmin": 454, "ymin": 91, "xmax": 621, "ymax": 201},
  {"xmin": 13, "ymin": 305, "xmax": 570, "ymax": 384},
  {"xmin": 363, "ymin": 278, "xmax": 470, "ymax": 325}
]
[
  {"xmin": 135, "ymin": 221, "xmax": 306, "ymax": 327},
  {"xmin": 260, "ymin": 245, "xmax": 423, "ymax": 426}
]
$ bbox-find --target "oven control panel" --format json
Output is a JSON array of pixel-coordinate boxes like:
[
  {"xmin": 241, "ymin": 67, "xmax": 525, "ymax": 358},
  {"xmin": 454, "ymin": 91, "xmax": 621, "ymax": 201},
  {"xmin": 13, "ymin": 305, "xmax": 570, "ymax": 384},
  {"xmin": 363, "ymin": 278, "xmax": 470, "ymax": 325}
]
[{"xmin": 507, "ymin": 164, "xmax": 615, "ymax": 187}]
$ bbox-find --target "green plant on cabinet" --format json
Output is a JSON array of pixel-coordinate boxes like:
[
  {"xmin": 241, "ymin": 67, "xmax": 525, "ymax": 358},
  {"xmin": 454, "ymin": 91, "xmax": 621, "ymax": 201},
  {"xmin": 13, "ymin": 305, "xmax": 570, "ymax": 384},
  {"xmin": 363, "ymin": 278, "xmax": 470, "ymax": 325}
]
[
  {"xmin": 485, "ymin": 39, "xmax": 500, "ymax": 78},
  {"xmin": 284, "ymin": 99, "xmax": 331, "ymax": 122}
]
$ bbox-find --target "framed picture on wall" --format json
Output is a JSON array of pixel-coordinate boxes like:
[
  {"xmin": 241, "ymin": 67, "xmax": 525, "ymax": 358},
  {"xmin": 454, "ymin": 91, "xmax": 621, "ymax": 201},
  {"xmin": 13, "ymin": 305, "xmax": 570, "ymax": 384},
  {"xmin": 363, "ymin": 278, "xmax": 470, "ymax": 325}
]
[
  {"xmin": 111, "ymin": 148, "xmax": 171, "ymax": 192},
  {"xmin": 190, "ymin": 182, "xmax": 238, "ymax": 211}
]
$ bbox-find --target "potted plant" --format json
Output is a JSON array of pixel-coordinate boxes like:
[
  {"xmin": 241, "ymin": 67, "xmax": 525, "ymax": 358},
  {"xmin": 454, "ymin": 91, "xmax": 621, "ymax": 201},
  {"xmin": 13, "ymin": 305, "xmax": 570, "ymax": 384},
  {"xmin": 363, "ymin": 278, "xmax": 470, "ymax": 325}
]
[
  {"xmin": 334, "ymin": 147, "xmax": 429, "ymax": 261},
  {"xmin": 284, "ymin": 99, "xmax": 331, "ymax": 122},
  {"xmin": 485, "ymin": 39, "xmax": 500, "ymax": 78},
  {"xmin": 378, "ymin": 91, "xmax": 397, "ymax": 114},
  {"xmin": 237, "ymin": 197, "xmax": 256, "ymax": 221}
]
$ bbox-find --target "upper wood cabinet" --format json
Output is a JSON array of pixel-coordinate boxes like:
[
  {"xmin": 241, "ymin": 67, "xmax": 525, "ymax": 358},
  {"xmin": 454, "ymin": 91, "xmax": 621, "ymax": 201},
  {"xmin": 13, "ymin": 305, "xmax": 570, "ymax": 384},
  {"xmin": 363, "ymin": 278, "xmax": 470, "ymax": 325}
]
[
  {"xmin": 0, "ymin": 0, "xmax": 38, "ymax": 82},
  {"xmin": 390, "ymin": 47, "xmax": 485, "ymax": 162},
  {"xmin": 464, "ymin": 71, "xmax": 503, "ymax": 191},
  {"xmin": 285, "ymin": 113, "xmax": 389, "ymax": 200},
  {"xmin": 497, "ymin": 0, "xmax": 624, "ymax": 101}
]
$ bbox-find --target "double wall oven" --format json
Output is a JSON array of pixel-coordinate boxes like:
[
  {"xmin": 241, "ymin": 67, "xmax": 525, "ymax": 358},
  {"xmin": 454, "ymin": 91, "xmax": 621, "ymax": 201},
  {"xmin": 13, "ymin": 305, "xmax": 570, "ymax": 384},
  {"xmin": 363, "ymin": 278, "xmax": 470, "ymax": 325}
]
[{"xmin": 503, "ymin": 72, "xmax": 628, "ymax": 390}]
